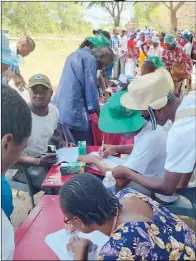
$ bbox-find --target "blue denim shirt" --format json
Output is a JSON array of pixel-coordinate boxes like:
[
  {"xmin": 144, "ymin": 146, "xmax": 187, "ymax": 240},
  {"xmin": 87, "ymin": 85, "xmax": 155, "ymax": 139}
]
[
  {"xmin": 1, "ymin": 176, "xmax": 14, "ymax": 218},
  {"xmin": 52, "ymin": 47, "xmax": 99, "ymax": 131}
]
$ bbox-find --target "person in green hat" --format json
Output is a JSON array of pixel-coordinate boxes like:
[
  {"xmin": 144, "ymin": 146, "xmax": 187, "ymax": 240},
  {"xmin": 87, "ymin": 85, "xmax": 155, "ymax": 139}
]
[
  {"xmin": 141, "ymin": 56, "xmax": 165, "ymax": 76},
  {"xmin": 79, "ymin": 31, "xmax": 114, "ymax": 96},
  {"xmin": 79, "ymin": 32, "xmax": 110, "ymax": 49},
  {"xmin": 78, "ymin": 90, "xmax": 170, "ymax": 197}
]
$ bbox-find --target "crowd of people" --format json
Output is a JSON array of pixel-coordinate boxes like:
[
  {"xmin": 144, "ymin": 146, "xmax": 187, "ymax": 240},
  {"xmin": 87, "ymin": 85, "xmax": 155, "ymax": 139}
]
[{"xmin": 1, "ymin": 24, "xmax": 196, "ymax": 261}]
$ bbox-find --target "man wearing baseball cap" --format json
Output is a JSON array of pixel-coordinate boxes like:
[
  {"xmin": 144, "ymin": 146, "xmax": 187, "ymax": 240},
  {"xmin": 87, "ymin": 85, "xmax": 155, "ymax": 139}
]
[
  {"xmin": 13, "ymin": 74, "xmax": 67, "ymax": 191},
  {"xmin": 113, "ymin": 69, "xmax": 195, "ymax": 204}
]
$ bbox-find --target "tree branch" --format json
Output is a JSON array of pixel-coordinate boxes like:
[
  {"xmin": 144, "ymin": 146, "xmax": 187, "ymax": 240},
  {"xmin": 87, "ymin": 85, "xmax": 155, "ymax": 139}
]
[
  {"xmin": 103, "ymin": 3, "xmax": 114, "ymax": 17},
  {"xmin": 162, "ymin": 2, "xmax": 170, "ymax": 9},
  {"xmin": 174, "ymin": 2, "xmax": 185, "ymax": 12}
]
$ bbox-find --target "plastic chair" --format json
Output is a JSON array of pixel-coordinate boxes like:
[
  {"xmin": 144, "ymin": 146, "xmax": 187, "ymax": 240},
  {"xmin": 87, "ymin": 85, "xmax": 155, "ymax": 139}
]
[{"xmin": 6, "ymin": 164, "xmax": 40, "ymax": 210}]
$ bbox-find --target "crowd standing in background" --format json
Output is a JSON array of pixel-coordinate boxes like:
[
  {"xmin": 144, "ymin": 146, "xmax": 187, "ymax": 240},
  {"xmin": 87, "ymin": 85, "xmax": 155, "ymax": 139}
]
[
  {"xmin": 104, "ymin": 26, "xmax": 194, "ymax": 98},
  {"xmin": 1, "ymin": 24, "xmax": 196, "ymax": 261}
]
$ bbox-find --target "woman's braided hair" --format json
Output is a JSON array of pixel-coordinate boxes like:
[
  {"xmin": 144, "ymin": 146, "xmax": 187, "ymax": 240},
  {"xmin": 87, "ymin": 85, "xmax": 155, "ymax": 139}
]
[{"xmin": 59, "ymin": 174, "xmax": 122, "ymax": 226}]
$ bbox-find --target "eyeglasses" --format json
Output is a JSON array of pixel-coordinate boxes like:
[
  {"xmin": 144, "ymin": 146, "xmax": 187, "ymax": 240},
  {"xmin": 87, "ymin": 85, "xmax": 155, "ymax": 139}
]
[{"xmin": 63, "ymin": 216, "xmax": 73, "ymax": 224}]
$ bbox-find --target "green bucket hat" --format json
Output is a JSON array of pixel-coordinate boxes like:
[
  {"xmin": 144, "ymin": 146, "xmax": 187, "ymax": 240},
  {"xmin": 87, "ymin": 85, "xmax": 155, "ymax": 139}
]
[
  {"xmin": 98, "ymin": 90, "xmax": 146, "ymax": 134},
  {"xmin": 147, "ymin": 56, "xmax": 165, "ymax": 68},
  {"xmin": 86, "ymin": 33, "xmax": 110, "ymax": 48}
]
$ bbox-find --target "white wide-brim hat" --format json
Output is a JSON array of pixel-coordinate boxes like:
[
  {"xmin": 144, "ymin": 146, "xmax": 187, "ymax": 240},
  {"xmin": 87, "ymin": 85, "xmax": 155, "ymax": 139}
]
[{"xmin": 121, "ymin": 68, "xmax": 174, "ymax": 111}]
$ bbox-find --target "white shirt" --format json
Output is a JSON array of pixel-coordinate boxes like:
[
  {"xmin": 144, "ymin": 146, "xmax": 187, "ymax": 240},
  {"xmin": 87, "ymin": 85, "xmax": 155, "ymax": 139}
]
[
  {"xmin": 165, "ymin": 92, "xmax": 196, "ymax": 173},
  {"xmin": 119, "ymin": 35, "xmax": 127, "ymax": 56},
  {"xmin": 2, "ymin": 210, "xmax": 15, "ymax": 260},
  {"xmin": 23, "ymin": 103, "xmax": 59, "ymax": 157},
  {"xmin": 183, "ymin": 42, "xmax": 192, "ymax": 56},
  {"xmin": 10, "ymin": 43, "xmax": 17, "ymax": 54},
  {"xmin": 148, "ymin": 46, "xmax": 163, "ymax": 58},
  {"xmin": 124, "ymin": 122, "xmax": 167, "ymax": 179}
]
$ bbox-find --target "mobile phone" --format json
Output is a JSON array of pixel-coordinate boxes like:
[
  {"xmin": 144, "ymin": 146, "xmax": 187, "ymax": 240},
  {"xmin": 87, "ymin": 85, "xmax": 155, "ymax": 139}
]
[{"xmin": 47, "ymin": 145, "xmax": 56, "ymax": 153}]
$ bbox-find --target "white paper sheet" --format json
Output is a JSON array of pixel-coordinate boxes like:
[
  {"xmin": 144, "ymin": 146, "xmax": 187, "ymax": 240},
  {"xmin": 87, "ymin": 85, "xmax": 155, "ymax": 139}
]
[
  {"xmin": 89, "ymin": 152, "xmax": 126, "ymax": 170},
  {"xmin": 45, "ymin": 229, "xmax": 109, "ymax": 260},
  {"xmin": 55, "ymin": 147, "xmax": 79, "ymax": 164},
  {"xmin": 119, "ymin": 74, "xmax": 128, "ymax": 83}
]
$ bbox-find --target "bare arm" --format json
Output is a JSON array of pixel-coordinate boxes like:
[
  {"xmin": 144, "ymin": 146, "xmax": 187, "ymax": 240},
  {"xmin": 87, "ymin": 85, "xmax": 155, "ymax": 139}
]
[
  {"xmin": 97, "ymin": 74, "xmax": 107, "ymax": 92},
  {"xmin": 114, "ymin": 144, "xmax": 134, "ymax": 154},
  {"xmin": 113, "ymin": 167, "xmax": 183, "ymax": 195},
  {"xmin": 51, "ymin": 129, "xmax": 67, "ymax": 147},
  {"xmin": 141, "ymin": 42, "xmax": 148, "ymax": 57},
  {"xmin": 18, "ymin": 155, "xmax": 40, "ymax": 166}
]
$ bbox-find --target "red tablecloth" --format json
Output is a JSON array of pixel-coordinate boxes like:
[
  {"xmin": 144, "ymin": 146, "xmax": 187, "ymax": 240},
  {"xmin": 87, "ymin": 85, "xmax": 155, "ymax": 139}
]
[
  {"xmin": 42, "ymin": 146, "xmax": 103, "ymax": 189},
  {"xmin": 89, "ymin": 113, "xmax": 134, "ymax": 146},
  {"xmin": 14, "ymin": 195, "xmax": 62, "ymax": 260}
]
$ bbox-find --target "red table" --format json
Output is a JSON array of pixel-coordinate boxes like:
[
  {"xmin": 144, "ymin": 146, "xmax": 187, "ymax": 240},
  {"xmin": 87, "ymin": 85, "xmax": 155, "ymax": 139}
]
[
  {"xmin": 14, "ymin": 195, "xmax": 63, "ymax": 260},
  {"xmin": 42, "ymin": 146, "xmax": 103, "ymax": 189}
]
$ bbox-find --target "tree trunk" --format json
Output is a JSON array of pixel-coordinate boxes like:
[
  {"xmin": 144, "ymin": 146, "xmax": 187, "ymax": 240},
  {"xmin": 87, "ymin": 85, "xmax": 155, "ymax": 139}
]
[
  {"xmin": 114, "ymin": 16, "xmax": 120, "ymax": 27},
  {"xmin": 170, "ymin": 9, "xmax": 177, "ymax": 30}
]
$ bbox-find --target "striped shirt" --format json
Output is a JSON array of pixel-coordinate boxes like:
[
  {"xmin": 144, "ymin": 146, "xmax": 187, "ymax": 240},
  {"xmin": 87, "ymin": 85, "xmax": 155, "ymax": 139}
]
[{"xmin": 110, "ymin": 35, "xmax": 120, "ymax": 55}]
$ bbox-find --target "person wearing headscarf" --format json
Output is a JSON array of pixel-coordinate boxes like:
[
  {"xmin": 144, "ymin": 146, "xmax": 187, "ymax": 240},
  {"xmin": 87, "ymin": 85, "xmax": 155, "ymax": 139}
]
[
  {"xmin": 161, "ymin": 34, "xmax": 192, "ymax": 97},
  {"xmin": 141, "ymin": 36, "xmax": 163, "ymax": 59},
  {"xmin": 79, "ymin": 33, "xmax": 110, "ymax": 49},
  {"xmin": 79, "ymin": 33, "xmax": 111, "ymax": 96}
]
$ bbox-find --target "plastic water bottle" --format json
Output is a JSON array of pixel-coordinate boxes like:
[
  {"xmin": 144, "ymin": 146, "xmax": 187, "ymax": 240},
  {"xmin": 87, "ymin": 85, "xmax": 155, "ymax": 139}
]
[{"xmin": 103, "ymin": 171, "xmax": 116, "ymax": 195}]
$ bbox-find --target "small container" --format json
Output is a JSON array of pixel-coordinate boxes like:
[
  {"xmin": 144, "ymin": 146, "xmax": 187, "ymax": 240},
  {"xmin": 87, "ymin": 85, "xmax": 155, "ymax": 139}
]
[
  {"xmin": 103, "ymin": 171, "xmax": 116, "ymax": 195},
  {"xmin": 60, "ymin": 162, "xmax": 86, "ymax": 175},
  {"xmin": 78, "ymin": 141, "xmax": 87, "ymax": 156}
]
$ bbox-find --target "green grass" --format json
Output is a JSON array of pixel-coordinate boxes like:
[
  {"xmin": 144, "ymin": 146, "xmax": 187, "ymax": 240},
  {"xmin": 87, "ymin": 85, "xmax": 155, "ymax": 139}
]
[{"xmin": 11, "ymin": 39, "xmax": 82, "ymax": 90}]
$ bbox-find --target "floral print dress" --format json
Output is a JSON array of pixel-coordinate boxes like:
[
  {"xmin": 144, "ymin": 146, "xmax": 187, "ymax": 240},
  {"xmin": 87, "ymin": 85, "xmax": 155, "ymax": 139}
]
[
  {"xmin": 161, "ymin": 46, "xmax": 193, "ymax": 97},
  {"xmin": 98, "ymin": 188, "xmax": 196, "ymax": 261}
]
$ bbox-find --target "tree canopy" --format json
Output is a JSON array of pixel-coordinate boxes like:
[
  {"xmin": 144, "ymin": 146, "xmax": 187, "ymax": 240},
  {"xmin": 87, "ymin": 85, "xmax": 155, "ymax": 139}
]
[
  {"xmin": 134, "ymin": 1, "xmax": 193, "ymax": 31},
  {"xmin": 2, "ymin": 2, "xmax": 92, "ymax": 36}
]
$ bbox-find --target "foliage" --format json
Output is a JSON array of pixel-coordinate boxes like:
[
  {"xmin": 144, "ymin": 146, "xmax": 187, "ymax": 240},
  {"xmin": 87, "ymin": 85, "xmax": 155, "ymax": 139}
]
[
  {"xmin": 134, "ymin": 1, "xmax": 187, "ymax": 31},
  {"xmin": 134, "ymin": 2, "xmax": 161, "ymax": 28},
  {"xmin": 2, "ymin": 2, "xmax": 92, "ymax": 36}
]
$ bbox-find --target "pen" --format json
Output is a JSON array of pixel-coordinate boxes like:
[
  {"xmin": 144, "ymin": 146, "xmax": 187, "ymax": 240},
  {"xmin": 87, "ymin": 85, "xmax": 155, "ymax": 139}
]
[{"xmin": 101, "ymin": 134, "xmax": 105, "ymax": 157}]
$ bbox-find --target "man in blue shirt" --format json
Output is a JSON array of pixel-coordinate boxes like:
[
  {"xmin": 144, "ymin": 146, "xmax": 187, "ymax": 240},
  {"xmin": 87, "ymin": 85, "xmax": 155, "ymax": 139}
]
[{"xmin": 52, "ymin": 46, "xmax": 113, "ymax": 145}]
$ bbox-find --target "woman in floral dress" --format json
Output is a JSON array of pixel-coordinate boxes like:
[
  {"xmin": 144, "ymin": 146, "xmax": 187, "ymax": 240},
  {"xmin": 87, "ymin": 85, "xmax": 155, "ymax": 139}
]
[
  {"xmin": 59, "ymin": 174, "xmax": 195, "ymax": 261},
  {"xmin": 161, "ymin": 34, "xmax": 193, "ymax": 97}
]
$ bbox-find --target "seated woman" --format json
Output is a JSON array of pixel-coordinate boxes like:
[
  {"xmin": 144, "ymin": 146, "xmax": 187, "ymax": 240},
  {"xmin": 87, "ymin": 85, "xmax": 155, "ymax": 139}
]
[{"xmin": 59, "ymin": 174, "xmax": 196, "ymax": 261}]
